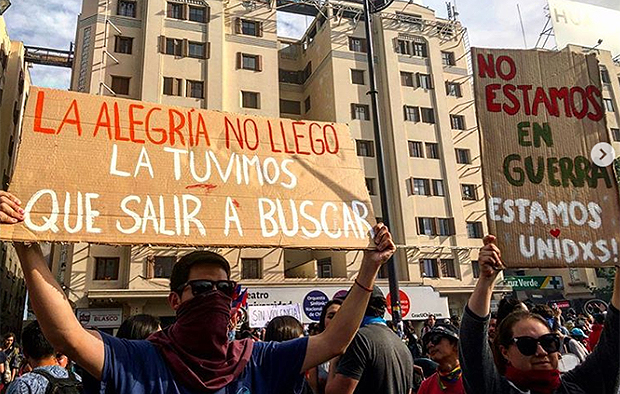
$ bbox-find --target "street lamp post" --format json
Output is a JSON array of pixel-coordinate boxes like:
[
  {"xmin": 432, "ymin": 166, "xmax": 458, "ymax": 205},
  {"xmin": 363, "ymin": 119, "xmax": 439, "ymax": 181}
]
[{"xmin": 361, "ymin": 0, "xmax": 402, "ymax": 328}]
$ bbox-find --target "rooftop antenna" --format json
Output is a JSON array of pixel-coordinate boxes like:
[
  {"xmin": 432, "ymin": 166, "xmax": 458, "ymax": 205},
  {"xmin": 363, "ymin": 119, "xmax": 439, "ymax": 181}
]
[{"xmin": 517, "ymin": 4, "xmax": 528, "ymax": 47}]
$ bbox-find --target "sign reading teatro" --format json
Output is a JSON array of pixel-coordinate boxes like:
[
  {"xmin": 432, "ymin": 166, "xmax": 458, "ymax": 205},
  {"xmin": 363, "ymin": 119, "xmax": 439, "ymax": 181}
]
[
  {"xmin": 0, "ymin": 87, "xmax": 375, "ymax": 249},
  {"xmin": 472, "ymin": 48, "xmax": 620, "ymax": 268}
]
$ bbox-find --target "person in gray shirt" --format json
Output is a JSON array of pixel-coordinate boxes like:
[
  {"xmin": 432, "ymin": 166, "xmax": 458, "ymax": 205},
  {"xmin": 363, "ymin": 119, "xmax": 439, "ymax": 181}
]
[{"xmin": 460, "ymin": 235, "xmax": 619, "ymax": 394}]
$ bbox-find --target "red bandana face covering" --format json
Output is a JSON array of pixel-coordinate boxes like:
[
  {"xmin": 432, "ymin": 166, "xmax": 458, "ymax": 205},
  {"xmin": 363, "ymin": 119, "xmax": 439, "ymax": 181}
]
[
  {"xmin": 505, "ymin": 365, "xmax": 561, "ymax": 394},
  {"xmin": 149, "ymin": 290, "xmax": 254, "ymax": 391}
]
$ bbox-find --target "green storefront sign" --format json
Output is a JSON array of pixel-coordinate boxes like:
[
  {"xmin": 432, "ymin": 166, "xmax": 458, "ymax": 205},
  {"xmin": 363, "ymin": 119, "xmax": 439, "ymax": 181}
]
[{"xmin": 502, "ymin": 276, "xmax": 564, "ymax": 290}]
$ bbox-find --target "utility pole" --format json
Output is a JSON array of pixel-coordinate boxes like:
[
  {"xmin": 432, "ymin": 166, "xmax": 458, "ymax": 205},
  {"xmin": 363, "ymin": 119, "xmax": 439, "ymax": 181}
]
[{"xmin": 361, "ymin": 0, "xmax": 402, "ymax": 329}]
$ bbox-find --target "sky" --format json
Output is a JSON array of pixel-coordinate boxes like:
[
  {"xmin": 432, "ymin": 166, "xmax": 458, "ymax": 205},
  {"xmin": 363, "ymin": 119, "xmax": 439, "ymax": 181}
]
[{"xmin": 3, "ymin": 0, "xmax": 551, "ymax": 89}]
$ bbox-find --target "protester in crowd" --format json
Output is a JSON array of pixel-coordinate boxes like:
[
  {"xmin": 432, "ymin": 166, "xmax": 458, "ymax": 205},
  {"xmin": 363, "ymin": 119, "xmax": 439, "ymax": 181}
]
[
  {"xmin": 488, "ymin": 312, "xmax": 498, "ymax": 344},
  {"xmin": 0, "ymin": 191, "xmax": 395, "ymax": 394},
  {"xmin": 116, "ymin": 314, "xmax": 162, "ymax": 340},
  {"xmin": 569, "ymin": 328, "xmax": 590, "ymax": 352},
  {"xmin": 6, "ymin": 321, "xmax": 81, "ymax": 394},
  {"xmin": 421, "ymin": 315, "xmax": 437, "ymax": 337},
  {"xmin": 496, "ymin": 297, "xmax": 528, "ymax": 327},
  {"xmin": 264, "ymin": 316, "xmax": 304, "ymax": 342},
  {"xmin": 587, "ymin": 313, "xmax": 605, "ymax": 350},
  {"xmin": 0, "ymin": 346, "xmax": 7, "ymax": 394},
  {"xmin": 307, "ymin": 299, "xmax": 343, "ymax": 394},
  {"xmin": 460, "ymin": 234, "xmax": 620, "ymax": 394},
  {"xmin": 418, "ymin": 324, "xmax": 465, "ymax": 394},
  {"xmin": 2, "ymin": 333, "xmax": 20, "ymax": 384},
  {"xmin": 326, "ymin": 286, "xmax": 414, "ymax": 394}
]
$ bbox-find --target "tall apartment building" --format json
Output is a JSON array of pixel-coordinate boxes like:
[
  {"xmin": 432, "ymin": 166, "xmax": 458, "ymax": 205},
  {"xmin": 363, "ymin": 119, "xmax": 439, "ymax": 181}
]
[
  {"xmin": 62, "ymin": 0, "xmax": 495, "ymax": 330},
  {"xmin": 0, "ymin": 15, "xmax": 32, "ymax": 336}
]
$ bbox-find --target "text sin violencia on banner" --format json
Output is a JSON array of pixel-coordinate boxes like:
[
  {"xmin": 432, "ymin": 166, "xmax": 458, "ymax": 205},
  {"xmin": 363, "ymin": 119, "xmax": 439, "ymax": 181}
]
[
  {"xmin": 473, "ymin": 49, "xmax": 620, "ymax": 267},
  {"xmin": 3, "ymin": 88, "xmax": 375, "ymax": 248}
]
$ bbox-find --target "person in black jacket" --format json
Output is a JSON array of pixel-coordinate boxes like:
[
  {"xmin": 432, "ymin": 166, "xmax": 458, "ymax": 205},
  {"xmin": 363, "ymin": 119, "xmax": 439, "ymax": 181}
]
[{"xmin": 460, "ymin": 235, "xmax": 619, "ymax": 394}]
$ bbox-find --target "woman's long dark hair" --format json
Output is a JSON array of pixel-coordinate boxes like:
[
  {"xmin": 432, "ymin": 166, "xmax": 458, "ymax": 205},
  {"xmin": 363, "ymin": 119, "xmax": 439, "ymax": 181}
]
[
  {"xmin": 492, "ymin": 311, "xmax": 551, "ymax": 374},
  {"xmin": 264, "ymin": 316, "xmax": 303, "ymax": 342},
  {"xmin": 116, "ymin": 314, "xmax": 161, "ymax": 340}
]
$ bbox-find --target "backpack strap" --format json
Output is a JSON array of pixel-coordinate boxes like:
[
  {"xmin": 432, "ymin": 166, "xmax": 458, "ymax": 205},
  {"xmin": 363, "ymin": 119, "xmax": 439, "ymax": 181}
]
[{"xmin": 31, "ymin": 369, "xmax": 62, "ymax": 394}]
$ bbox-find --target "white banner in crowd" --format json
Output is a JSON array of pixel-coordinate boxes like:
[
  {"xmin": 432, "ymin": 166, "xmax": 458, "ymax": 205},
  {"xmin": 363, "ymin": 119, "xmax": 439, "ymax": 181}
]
[{"xmin": 248, "ymin": 304, "xmax": 303, "ymax": 328}]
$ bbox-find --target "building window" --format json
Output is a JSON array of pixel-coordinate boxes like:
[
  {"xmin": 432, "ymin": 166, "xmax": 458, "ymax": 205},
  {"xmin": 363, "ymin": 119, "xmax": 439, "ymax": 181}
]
[
  {"xmin": 94, "ymin": 257, "xmax": 120, "ymax": 281},
  {"xmin": 461, "ymin": 184, "xmax": 477, "ymax": 200},
  {"xmin": 412, "ymin": 41, "xmax": 428, "ymax": 57},
  {"xmin": 238, "ymin": 19, "xmax": 262, "ymax": 37},
  {"xmin": 455, "ymin": 148, "xmax": 471, "ymax": 164},
  {"xmin": 446, "ymin": 82, "xmax": 462, "ymax": 97},
  {"xmin": 472, "ymin": 260, "xmax": 480, "ymax": 278},
  {"xmin": 421, "ymin": 108, "xmax": 435, "ymax": 124},
  {"xmin": 438, "ymin": 219, "xmax": 454, "ymax": 236},
  {"xmin": 241, "ymin": 91, "xmax": 260, "ymax": 109},
  {"xmin": 413, "ymin": 178, "xmax": 430, "ymax": 196},
  {"xmin": 188, "ymin": 42, "xmax": 206, "ymax": 58},
  {"xmin": 440, "ymin": 259, "xmax": 456, "ymax": 277},
  {"xmin": 467, "ymin": 222, "xmax": 484, "ymax": 238},
  {"xmin": 612, "ymin": 128, "xmax": 620, "ymax": 142},
  {"xmin": 111, "ymin": 76, "xmax": 130, "ymax": 95},
  {"xmin": 241, "ymin": 258, "xmax": 262, "ymax": 279},
  {"xmin": 239, "ymin": 53, "xmax": 261, "ymax": 70},
  {"xmin": 186, "ymin": 80, "xmax": 204, "ymax": 98},
  {"xmin": 417, "ymin": 73, "xmax": 433, "ymax": 89},
  {"xmin": 396, "ymin": 39, "xmax": 410, "ymax": 55},
  {"xmin": 604, "ymin": 98, "xmax": 614, "ymax": 112},
  {"xmin": 420, "ymin": 259, "xmax": 439, "ymax": 278},
  {"xmin": 280, "ymin": 99, "xmax": 301, "ymax": 115},
  {"xmin": 118, "ymin": 0, "xmax": 136, "ymax": 17},
  {"xmin": 304, "ymin": 96, "xmax": 311, "ymax": 113},
  {"xmin": 417, "ymin": 218, "xmax": 436, "ymax": 236},
  {"xmin": 163, "ymin": 77, "xmax": 182, "ymax": 96},
  {"xmin": 450, "ymin": 115, "xmax": 465, "ymax": 130},
  {"xmin": 356, "ymin": 139, "xmax": 375, "ymax": 157},
  {"xmin": 348, "ymin": 37, "xmax": 367, "ymax": 53},
  {"xmin": 167, "ymin": 2, "xmax": 184, "ymax": 19},
  {"xmin": 426, "ymin": 143, "xmax": 440, "ymax": 159},
  {"xmin": 404, "ymin": 105, "xmax": 420, "ymax": 122},
  {"xmin": 351, "ymin": 69, "xmax": 365, "ymax": 85},
  {"xmin": 365, "ymin": 178, "xmax": 376, "ymax": 195},
  {"xmin": 165, "ymin": 38, "xmax": 183, "ymax": 56},
  {"xmin": 303, "ymin": 62, "xmax": 312, "ymax": 81},
  {"xmin": 189, "ymin": 6, "xmax": 207, "ymax": 22},
  {"xmin": 351, "ymin": 104, "xmax": 370, "ymax": 120},
  {"xmin": 317, "ymin": 258, "xmax": 333, "ymax": 278},
  {"xmin": 154, "ymin": 256, "xmax": 175, "ymax": 278},
  {"xmin": 441, "ymin": 51, "xmax": 456, "ymax": 66},
  {"xmin": 114, "ymin": 36, "xmax": 133, "ymax": 54},
  {"xmin": 408, "ymin": 141, "xmax": 423, "ymax": 158},
  {"xmin": 432, "ymin": 179, "xmax": 445, "ymax": 196},
  {"xmin": 601, "ymin": 68, "xmax": 611, "ymax": 84},
  {"xmin": 401, "ymin": 71, "xmax": 414, "ymax": 87}
]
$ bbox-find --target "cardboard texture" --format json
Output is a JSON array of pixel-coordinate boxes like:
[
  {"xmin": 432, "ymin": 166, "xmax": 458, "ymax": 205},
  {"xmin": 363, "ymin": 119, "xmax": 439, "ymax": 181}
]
[
  {"xmin": 0, "ymin": 87, "xmax": 375, "ymax": 249},
  {"xmin": 472, "ymin": 48, "xmax": 620, "ymax": 268}
]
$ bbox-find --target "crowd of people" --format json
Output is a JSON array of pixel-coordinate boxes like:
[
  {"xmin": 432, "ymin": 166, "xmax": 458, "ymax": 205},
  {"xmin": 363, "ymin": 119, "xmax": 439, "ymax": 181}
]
[{"xmin": 0, "ymin": 190, "xmax": 619, "ymax": 394}]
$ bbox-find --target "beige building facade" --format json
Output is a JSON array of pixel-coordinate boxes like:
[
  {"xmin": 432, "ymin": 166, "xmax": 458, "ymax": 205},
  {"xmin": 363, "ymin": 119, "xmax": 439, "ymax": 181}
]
[{"xmin": 0, "ymin": 15, "xmax": 32, "ymax": 336}]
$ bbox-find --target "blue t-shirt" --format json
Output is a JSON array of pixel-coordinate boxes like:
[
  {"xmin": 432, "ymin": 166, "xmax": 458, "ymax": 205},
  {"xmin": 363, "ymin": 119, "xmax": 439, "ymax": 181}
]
[{"xmin": 88, "ymin": 332, "xmax": 308, "ymax": 394}]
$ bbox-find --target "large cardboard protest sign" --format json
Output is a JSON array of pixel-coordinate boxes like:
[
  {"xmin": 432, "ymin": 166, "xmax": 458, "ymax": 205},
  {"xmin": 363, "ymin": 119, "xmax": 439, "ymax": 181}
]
[
  {"xmin": 0, "ymin": 87, "xmax": 375, "ymax": 248},
  {"xmin": 472, "ymin": 48, "xmax": 620, "ymax": 268}
]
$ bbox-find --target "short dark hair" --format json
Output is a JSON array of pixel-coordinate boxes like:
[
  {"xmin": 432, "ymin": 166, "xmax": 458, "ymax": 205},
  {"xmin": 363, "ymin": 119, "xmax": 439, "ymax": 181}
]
[
  {"xmin": 318, "ymin": 299, "xmax": 344, "ymax": 332},
  {"xmin": 116, "ymin": 314, "xmax": 161, "ymax": 340},
  {"xmin": 169, "ymin": 251, "xmax": 231, "ymax": 293},
  {"xmin": 365, "ymin": 295, "xmax": 387, "ymax": 318},
  {"xmin": 22, "ymin": 321, "xmax": 55, "ymax": 361},
  {"xmin": 264, "ymin": 316, "xmax": 304, "ymax": 342},
  {"xmin": 497, "ymin": 297, "xmax": 526, "ymax": 325}
]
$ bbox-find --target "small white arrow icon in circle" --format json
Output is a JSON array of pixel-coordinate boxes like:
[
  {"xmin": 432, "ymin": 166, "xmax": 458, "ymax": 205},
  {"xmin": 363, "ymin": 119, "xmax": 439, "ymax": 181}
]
[{"xmin": 591, "ymin": 142, "xmax": 616, "ymax": 167}]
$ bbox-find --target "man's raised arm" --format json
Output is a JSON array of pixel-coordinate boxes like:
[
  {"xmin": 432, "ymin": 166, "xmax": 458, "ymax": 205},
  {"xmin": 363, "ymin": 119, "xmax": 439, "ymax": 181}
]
[
  {"xmin": 300, "ymin": 223, "xmax": 395, "ymax": 372},
  {"xmin": 0, "ymin": 191, "xmax": 104, "ymax": 379}
]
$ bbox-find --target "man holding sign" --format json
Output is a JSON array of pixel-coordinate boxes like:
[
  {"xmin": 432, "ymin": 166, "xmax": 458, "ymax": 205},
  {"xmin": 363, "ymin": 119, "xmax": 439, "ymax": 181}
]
[{"xmin": 0, "ymin": 190, "xmax": 396, "ymax": 394}]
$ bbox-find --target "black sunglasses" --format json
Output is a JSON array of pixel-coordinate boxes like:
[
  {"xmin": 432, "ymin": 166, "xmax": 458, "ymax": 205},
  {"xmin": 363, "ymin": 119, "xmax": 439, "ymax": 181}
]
[
  {"xmin": 177, "ymin": 279, "xmax": 237, "ymax": 297},
  {"xmin": 424, "ymin": 334, "xmax": 445, "ymax": 347},
  {"xmin": 511, "ymin": 333, "xmax": 560, "ymax": 356}
]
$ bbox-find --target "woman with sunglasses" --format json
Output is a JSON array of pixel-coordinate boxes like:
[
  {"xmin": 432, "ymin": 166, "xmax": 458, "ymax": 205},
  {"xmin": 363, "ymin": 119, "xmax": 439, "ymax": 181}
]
[{"xmin": 460, "ymin": 235, "xmax": 620, "ymax": 394}]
